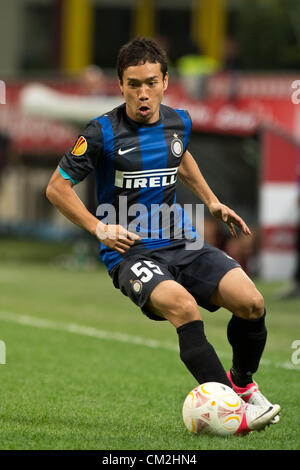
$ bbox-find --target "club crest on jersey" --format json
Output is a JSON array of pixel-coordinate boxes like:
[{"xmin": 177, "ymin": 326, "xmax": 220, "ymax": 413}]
[
  {"xmin": 71, "ymin": 136, "xmax": 87, "ymax": 156},
  {"xmin": 171, "ymin": 135, "xmax": 183, "ymax": 158},
  {"xmin": 131, "ymin": 279, "xmax": 142, "ymax": 295}
]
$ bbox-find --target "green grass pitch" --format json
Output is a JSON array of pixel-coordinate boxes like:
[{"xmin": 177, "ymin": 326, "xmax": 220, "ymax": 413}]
[{"xmin": 0, "ymin": 239, "xmax": 299, "ymax": 450}]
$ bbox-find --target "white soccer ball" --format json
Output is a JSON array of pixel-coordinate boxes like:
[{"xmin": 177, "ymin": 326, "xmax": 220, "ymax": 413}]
[{"xmin": 182, "ymin": 382, "xmax": 244, "ymax": 436}]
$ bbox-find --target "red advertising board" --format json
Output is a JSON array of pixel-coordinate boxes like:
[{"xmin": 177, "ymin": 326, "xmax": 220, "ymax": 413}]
[{"xmin": 0, "ymin": 74, "xmax": 299, "ymax": 154}]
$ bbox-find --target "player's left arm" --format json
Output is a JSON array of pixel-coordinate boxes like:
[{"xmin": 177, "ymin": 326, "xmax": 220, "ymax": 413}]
[{"xmin": 178, "ymin": 150, "xmax": 251, "ymax": 238}]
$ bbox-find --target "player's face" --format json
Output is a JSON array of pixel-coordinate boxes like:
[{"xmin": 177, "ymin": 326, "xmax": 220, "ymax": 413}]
[{"xmin": 119, "ymin": 62, "xmax": 168, "ymax": 124}]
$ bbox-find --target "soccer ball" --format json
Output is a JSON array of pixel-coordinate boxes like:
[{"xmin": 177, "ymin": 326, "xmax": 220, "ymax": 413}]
[{"xmin": 182, "ymin": 382, "xmax": 244, "ymax": 436}]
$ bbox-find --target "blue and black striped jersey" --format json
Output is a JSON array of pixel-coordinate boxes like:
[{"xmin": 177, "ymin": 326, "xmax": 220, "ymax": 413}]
[{"xmin": 59, "ymin": 103, "xmax": 198, "ymax": 272}]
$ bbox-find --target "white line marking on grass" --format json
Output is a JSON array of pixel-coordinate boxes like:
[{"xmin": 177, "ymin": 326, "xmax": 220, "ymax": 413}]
[
  {"xmin": 0, "ymin": 310, "xmax": 299, "ymax": 372},
  {"xmin": 0, "ymin": 310, "xmax": 178, "ymax": 351}
]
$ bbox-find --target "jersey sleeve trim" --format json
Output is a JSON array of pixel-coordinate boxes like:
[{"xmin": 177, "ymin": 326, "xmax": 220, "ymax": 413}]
[{"xmin": 58, "ymin": 166, "xmax": 79, "ymax": 185}]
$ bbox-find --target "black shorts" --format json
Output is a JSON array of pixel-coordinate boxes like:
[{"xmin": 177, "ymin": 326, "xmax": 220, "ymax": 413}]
[{"xmin": 111, "ymin": 240, "xmax": 240, "ymax": 321}]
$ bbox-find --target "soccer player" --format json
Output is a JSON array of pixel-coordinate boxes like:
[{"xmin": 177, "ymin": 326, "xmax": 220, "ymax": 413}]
[{"xmin": 46, "ymin": 37, "xmax": 280, "ymax": 434}]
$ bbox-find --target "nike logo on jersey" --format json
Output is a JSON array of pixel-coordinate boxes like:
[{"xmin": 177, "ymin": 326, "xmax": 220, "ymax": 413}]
[{"xmin": 118, "ymin": 147, "xmax": 137, "ymax": 155}]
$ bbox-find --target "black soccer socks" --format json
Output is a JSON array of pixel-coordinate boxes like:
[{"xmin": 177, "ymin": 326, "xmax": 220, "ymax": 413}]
[
  {"xmin": 227, "ymin": 309, "xmax": 267, "ymax": 387},
  {"xmin": 177, "ymin": 320, "xmax": 232, "ymax": 388}
]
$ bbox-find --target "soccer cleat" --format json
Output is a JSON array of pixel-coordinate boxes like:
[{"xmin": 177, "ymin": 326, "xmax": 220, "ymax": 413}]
[
  {"xmin": 235, "ymin": 402, "xmax": 281, "ymax": 435},
  {"xmin": 227, "ymin": 370, "xmax": 280, "ymax": 424}
]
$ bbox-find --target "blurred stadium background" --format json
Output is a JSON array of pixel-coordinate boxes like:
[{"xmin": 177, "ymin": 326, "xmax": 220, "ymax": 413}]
[{"xmin": 0, "ymin": 0, "xmax": 300, "ymax": 279}]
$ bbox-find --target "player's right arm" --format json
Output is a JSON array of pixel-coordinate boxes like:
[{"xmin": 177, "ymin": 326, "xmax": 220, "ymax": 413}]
[
  {"xmin": 46, "ymin": 167, "xmax": 139, "ymax": 254},
  {"xmin": 46, "ymin": 166, "xmax": 98, "ymax": 235},
  {"xmin": 46, "ymin": 120, "xmax": 139, "ymax": 254}
]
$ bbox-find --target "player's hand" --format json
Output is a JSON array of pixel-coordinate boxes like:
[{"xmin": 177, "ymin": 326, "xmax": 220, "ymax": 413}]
[
  {"xmin": 96, "ymin": 222, "xmax": 141, "ymax": 254},
  {"xmin": 209, "ymin": 202, "xmax": 251, "ymax": 238}
]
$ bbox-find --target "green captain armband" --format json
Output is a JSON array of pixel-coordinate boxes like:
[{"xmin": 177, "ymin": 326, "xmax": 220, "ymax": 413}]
[{"xmin": 58, "ymin": 167, "xmax": 79, "ymax": 185}]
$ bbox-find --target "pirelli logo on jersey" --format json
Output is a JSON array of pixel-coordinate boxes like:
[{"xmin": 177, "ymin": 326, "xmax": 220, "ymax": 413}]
[{"xmin": 114, "ymin": 167, "xmax": 178, "ymax": 189}]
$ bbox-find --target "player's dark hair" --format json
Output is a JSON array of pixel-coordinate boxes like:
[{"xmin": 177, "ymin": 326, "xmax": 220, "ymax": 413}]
[{"xmin": 117, "ymin": 37, "xmax": 168, "ymax": 83}]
